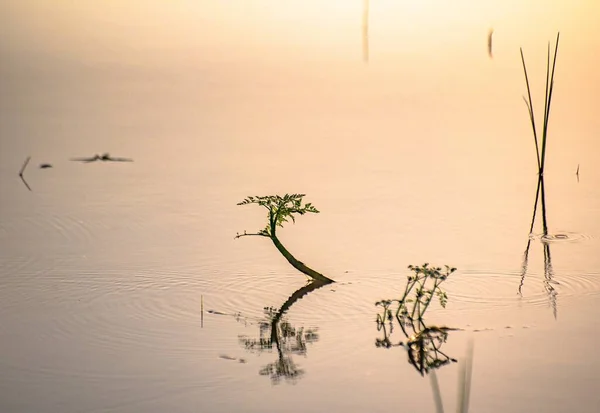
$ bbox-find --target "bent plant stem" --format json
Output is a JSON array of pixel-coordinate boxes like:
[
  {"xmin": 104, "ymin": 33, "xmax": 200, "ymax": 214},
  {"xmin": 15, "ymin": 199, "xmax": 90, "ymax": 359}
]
[
  {"xmin": 236, "ymin": 194, "xmax": 334, "ymax": 283},
  {"xmin": 419, "ymin": 278, "xmax": 441, "ymax": 316},
  {"xmin": 270, "ymin": 235, "xmax": 332, "ymax": 283},
  {"xmin": 268, "ymin": 208, "xmax": 333, "ymax": 283}
]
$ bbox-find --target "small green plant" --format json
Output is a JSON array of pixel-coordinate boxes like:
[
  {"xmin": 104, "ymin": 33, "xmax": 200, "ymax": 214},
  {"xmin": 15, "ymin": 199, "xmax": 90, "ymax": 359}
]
[
  {"xmin": 375, "ymin": 264, "xmax": 469, "ymax": 411},
  {"xmin": 236, "ymin": 194, "xmax": 334, "ymax": 283},
  {"xmin": 376, "ymin": 264, "xmax": 455, "ymax": 332},
  {"xmin": 520, "ymin": 33, "xmax": 560, "ymax": 176},
  {"xmin": 375, "ymin": 264, "xmax": 458, "ymax": 375}
]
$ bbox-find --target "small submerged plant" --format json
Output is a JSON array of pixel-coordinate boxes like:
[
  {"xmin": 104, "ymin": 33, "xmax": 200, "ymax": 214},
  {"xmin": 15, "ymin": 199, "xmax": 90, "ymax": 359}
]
[
  {"xmin": 236, "ymin": 194, "xmax": 334, "ymax": 283},
  {"xmin": 520, "ymin": 32, "xmax": 560, "ymax": 176},
  {"xmin": 375, "ymin": 264, "xmax": 471, "ymax": 412},
  {"xmin": 376, "ymin": 264, "xmax": 455, "ymax": 332},
  {"xmin": 375, "ymin": 264, "xmax": 458, "ymax": 375}
]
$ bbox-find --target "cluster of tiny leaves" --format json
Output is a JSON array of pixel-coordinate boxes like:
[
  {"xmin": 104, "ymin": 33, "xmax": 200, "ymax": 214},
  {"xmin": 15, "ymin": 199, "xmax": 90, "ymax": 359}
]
[
  {"xmin": 375, "ymin": 264, "xmax": 458, "ymax": 374},
  {"xmin": 376, "ymin": 264, "xmax": 456, "ymax": 329},
  {"xmin": 237, "ymin": 194, "xmax": 319, "ymax": 236}
]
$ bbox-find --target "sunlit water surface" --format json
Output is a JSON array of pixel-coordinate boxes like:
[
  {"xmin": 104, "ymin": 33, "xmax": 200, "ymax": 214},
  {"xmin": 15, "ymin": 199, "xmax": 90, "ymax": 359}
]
[{"xmin": 1, "ymin": 1, "xmax": 599, "ymax": 412}]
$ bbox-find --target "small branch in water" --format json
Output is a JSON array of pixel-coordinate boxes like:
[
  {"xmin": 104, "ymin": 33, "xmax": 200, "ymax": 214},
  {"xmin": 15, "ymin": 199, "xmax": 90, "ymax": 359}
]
[
  {"xmin": 19, "ymin": 156, "xmax": 32, "ymax": 191},
  {"xmin": 236, "ymin": 194, "xmax": 334, "ymax": 283},
  {"xmin": 235, "ymin": 231, "xmax": 269, "ymax": 239},
  {"xmin": 19, "ymin": 156, "xmax": 31, "ymax": 177}
]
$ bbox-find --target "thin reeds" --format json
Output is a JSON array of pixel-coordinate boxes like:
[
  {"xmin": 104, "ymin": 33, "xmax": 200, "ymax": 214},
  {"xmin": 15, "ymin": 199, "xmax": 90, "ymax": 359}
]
[{"xmin": 520, "ymin": 33, "xmax": 560, "ymax": 176}]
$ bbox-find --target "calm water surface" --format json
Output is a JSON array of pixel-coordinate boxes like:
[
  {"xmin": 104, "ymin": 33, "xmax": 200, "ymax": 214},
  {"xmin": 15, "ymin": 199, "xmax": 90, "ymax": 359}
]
[{"xmin": 1, "ymin": 1, "xmax": 600, "ymax": 412}]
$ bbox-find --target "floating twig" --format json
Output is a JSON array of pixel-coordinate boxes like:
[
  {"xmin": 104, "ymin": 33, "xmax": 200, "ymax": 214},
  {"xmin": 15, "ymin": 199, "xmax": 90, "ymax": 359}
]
[
  {"xmin": 19, "ymin": 156, "xmax": 32, "ymax": 191},
  {"xmin": 19, "ymin": 156, "xmax": 30, "ymax": 177},
  {"xmin": 70, "ymin": 153, "xmax": 133, "ymax": 163}
]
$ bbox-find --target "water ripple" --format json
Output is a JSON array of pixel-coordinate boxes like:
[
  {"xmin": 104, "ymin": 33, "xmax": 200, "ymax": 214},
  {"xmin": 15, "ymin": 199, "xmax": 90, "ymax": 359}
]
[{"xmin": 532, "ymin": 231, "xmax": 595, "ymax": 244}]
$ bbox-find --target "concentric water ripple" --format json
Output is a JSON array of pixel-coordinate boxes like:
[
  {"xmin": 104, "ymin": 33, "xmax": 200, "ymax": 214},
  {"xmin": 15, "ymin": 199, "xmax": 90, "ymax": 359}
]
[
  {"xmin": 555, "ymin": 271, "xmax": 600, "ymax": 297},
  {"xmin": 449, "ymin": 268, "xmax": 600, "ymax": 310},
  {"xmin": 445, "ymin": 269, "xmax": 548, "ymax": 309},
  {"xmin": 531, "ymin": 231, "xmax": 595, "ymax": 244}
]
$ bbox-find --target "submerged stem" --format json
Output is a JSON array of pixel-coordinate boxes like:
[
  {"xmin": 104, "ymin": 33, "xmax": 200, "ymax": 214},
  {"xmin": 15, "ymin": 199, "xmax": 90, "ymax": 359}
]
[{"xmin": 270, "ymin": 235, "xmax": 334, "ymax": 283}]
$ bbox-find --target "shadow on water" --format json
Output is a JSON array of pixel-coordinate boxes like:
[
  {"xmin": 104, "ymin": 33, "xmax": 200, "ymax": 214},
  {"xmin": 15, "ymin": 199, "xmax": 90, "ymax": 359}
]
[
  {"xmin": 519, "ymin": 174, "xmax": 558, "ymax": 318},
  {"xmin": 238, "ymin": 279, "xmax": 332, "ymax": 384}
]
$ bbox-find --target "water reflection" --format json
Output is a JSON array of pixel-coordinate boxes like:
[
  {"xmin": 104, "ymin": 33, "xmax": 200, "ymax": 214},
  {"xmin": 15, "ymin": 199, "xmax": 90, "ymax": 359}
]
[
  {"xmin": 376, "ymin": 320, "xmax": 458, "ymax": 376},
  {"xmin": 519, "ymin": 174, "xmax": 558, "ymax": 318},
  {"xmin": 238, "ymin": 279, "xmax": 331, "ymax": 384}
]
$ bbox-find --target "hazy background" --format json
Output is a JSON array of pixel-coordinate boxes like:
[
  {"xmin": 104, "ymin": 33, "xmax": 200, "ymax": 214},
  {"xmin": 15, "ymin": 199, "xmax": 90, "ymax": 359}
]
[{"xmin": 1, "ymin": 1, "xmax": 599, "ymax": 413}]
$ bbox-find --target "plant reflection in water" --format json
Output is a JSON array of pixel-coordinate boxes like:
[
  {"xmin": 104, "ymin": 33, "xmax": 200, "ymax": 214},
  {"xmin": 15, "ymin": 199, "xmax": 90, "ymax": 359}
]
[{"xmin": 239, "ymin": 279, "xmax": 331, "ymax": 384}]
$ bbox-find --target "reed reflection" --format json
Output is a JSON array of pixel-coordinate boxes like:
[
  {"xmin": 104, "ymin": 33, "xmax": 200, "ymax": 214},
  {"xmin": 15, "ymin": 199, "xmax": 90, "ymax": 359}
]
[
  {"xmin": 519, "ymin": 174, "xmax": 557, "ymax": 318},
  {"xmin": 238, "ymin": 279, "xmax": 331, "ymax": 384}
]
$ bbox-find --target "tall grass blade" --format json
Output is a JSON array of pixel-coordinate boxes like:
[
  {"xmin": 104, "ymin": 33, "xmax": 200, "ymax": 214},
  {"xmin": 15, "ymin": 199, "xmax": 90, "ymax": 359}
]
[
  {"xmin": 520, "ymin": 49, "xmax": 541, "ymax": 171},
  {"xmin": 521, "ymin": 33, "xmax": 560, "ymax": 175},
  {"xmin": 540, "ymin": 33, "xmax": 560, "ymax": 173},
  {"xmin": 542, "ymin": 42, "xmax": 551, "ymax": 143}
]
